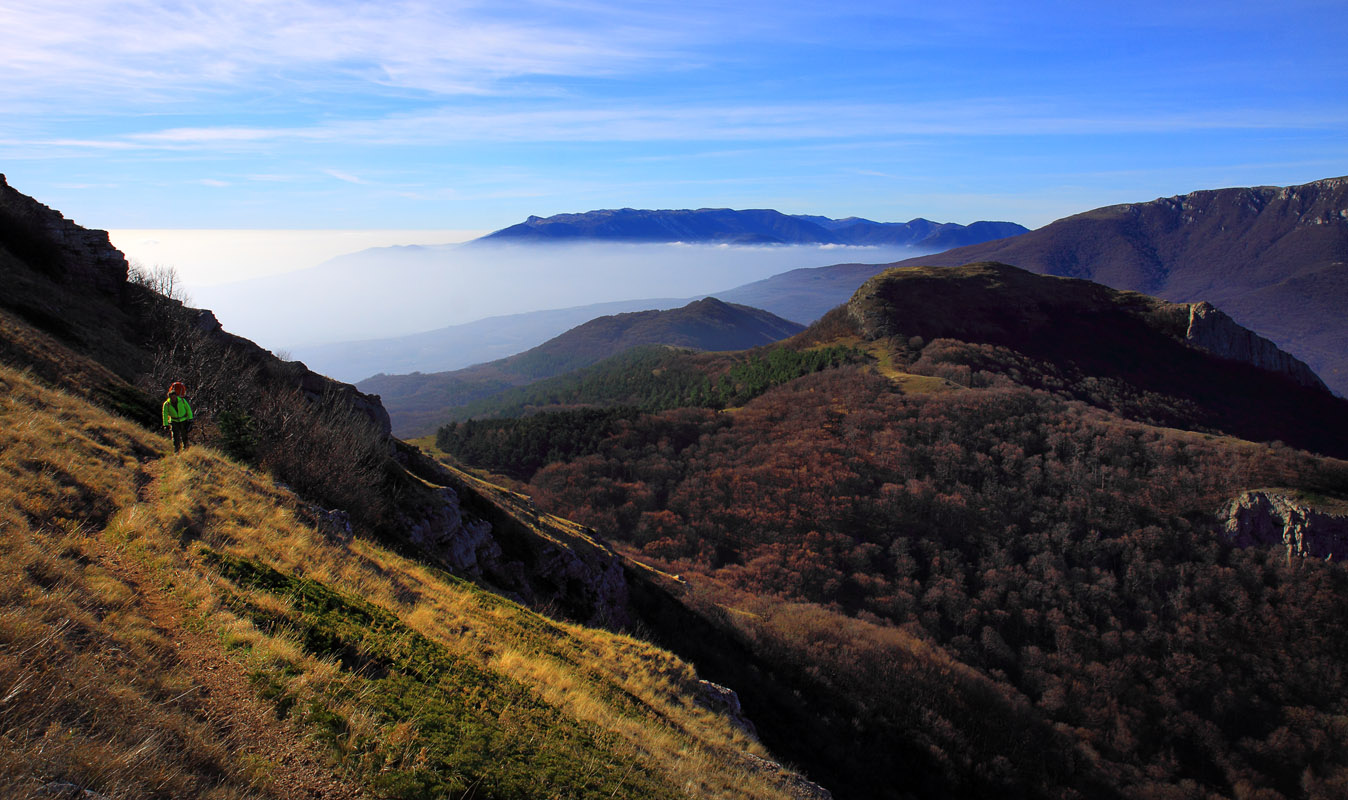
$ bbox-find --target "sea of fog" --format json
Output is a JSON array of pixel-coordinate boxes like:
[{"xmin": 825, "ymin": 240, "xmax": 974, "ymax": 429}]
[{"xmin": 188, "ymin": 240, "xmax": 927, "ymax": 352}]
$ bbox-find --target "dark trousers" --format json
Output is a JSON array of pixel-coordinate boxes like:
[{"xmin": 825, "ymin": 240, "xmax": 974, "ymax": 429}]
[{"xmin": 168, "ymin": 420, "xmax": 193, "ymax": 452}]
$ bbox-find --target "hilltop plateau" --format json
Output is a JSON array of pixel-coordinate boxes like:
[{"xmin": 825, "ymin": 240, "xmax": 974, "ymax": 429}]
[
  {"xmin": 885, "ymin": 177, "xmax": 1348, "ymax": 395},
  {"xmin": 707, "ymin": 177, "xmax": 1348, "ymax": 401}
]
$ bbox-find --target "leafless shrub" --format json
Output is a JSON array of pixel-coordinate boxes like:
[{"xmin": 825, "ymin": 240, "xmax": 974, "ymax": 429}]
[
  {"xmin": 254, "ymin": 386, "xmax": 392, "ymax": 524},
  {"xmin": 131, "ymin": 268, "xmax": 394, "ymax": 528}
]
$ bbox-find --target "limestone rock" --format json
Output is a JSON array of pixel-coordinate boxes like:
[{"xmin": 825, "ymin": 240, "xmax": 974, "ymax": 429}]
[
  {"xmin": 740, "ymin": 753, "xmax": 834, "ymax": 800},
  {"xmin": 397, "ymin": 477, "xmax": 633, "ymax": 629},
  {"xmin": 1219, "ymin": 491, "xmax": 1348, "ymax": 559},
  {"xmin": 695, "ymin": 679, "xmax": 759, "ymax": 739},
  {"xmin": 1185, "ymin": 302, "xmax": 1328, "ymax": 392},
  {"xmin": 401, "ymin": 486, "xmax": 502, "ymax": 577}
]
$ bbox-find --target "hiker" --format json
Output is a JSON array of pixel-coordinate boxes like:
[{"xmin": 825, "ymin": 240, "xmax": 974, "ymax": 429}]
[{"xmin": 162, "ymin": 381, "xmax": 194, "ymax": 453}]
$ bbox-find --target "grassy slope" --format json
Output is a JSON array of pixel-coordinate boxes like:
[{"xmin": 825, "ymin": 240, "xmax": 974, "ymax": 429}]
[{"xmin": 0, "ymin": 361, "xmax": 812, "ymax": 800}]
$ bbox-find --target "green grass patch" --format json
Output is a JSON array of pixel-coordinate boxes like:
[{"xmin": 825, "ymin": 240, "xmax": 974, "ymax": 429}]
[{"xmin": 203, "ymin": 550, "xmax": 679, "ymax": 800}]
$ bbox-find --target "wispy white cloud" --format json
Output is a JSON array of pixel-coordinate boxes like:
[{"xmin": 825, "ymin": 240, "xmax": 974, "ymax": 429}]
[
  {"xmin": 14, "ymin": 99, "xmax": 1343, "ymax": 156},
  {"xmin": 0, "ymin": 0, "xmax": 701, "ymax": 108},
  {"xmin": 323, "ymin": 168, "xmax": 366, "ymax": 184}
]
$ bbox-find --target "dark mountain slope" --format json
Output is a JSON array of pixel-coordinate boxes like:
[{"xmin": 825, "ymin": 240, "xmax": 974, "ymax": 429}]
[
  {"xmin": 715, "ymin": 262, "xmax": 899, "ymax": 323},
  {"xmin": 836, "ymin": 263, "xmax": 1345, "ymax": 457},
  {"xmin": 506, "ymin": 296, "xmax": 803, "ymax": 378},
  {"xmin": 885, "ymin": 177, "xmax": 1348, "ymax": 394},
  {"xmin": 480, "ymin": 207, "xmax": 1028, "ymax": 247},
  {"xmin": 359, "ymin": 297, "xmax": 804, "ymax": 436}
]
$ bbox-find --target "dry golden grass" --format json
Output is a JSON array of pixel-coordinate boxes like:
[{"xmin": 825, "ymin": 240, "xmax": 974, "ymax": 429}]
[
  {"xmin": 853, "ymin": 337, "xmax": 962, "ymax": 394},
  {"xmin": 0, "ymin": 361, "xmax": 811, "ymax": 800}
]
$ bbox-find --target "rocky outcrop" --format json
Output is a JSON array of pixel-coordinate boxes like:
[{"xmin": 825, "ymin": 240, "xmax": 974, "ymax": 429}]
[
  {"xmin": 402, "ymin": 486, "xmax": 505, "ymax": 578},
  {"xmin": 1185, "ymin": 302, "xmax": 1328, "ymax": 391},
  {"xmin": 396, "ymin": 462, "xmax": 634, "ymax": 629},
  {"xmin": 1219, "ymin": 491, "xmax": 1348, "ymax": 559},
  {"xmin": 740, "ymin": 754, "xmax": 834, "ymax": 800},
  {"xmin": 0, "ymin": 173, "xmax": 128, "ymax": 295},
  {"xmin": 695, "ymin": 679, "xmax": 759, "ymax": 738}
]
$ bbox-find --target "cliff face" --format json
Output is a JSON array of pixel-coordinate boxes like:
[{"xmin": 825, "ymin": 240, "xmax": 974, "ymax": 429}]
[
  {"xmin": 0, "ymin": 173, "xmax": 128, "ymax": 295},
  {"xmin": 1220, "ymin": 491, "xmax": 1348, "ymax": 560},
  {"xmin": 1184, "ymin": 302, "xmax": 1329, "ymax": 392},
  {"xmin": 397, "ymin": 461, "xmax": 633, "ymax": 629}
]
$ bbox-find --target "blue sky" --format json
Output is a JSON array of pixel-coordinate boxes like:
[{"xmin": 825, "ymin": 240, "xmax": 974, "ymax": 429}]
[{"xmin": 3, "ymin": 0, "xmax": 1345, "ymax": 234}]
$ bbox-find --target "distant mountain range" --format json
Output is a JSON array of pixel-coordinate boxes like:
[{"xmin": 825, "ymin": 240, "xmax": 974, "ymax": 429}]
[
  {"xmin": 478, "ymin": 207, "xmax": 1029, "ymax": 247},
  {"xmin": 359, "ymin": 297, "xmax": 804, "ymax": 435}
]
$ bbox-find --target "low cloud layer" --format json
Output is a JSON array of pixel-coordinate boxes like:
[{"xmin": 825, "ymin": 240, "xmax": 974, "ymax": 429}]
[{"xmin": 191, "ymin": 241, "xmax": 924, "ymax": 351}]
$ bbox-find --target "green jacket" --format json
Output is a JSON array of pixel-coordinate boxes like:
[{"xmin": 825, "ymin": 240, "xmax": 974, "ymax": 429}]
[{"xmin": 163, "ymin": 396, "xmax": 194, "ymax": 426}]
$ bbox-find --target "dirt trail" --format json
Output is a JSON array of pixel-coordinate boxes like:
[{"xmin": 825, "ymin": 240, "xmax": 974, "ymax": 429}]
[{"xmin": 97, "ymin": 541, "xmax": 367, "ymax": 800}]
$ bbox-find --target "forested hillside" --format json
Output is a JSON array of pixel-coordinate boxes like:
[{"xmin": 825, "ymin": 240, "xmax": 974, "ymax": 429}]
[
  {"xmin": 434, "ymin": 264, "xmax": 1348, "ymax": 800},
  {"xmin": 361, "ymin": 297, "xmax": 808, "ymax": 435}
]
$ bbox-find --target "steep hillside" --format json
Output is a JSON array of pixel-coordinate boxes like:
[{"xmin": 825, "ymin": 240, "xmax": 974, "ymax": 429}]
[
  {"xmin": 0, "ymin": 178, "xmax": 828, "ymax": 799},
  {"xmin": 885, "ymin": 176, "xmax": 1348, "ymax": 394},
  {"xmin": 360, "ymin": 297, "xmax": 804, "ymax": 436},
  {"xmin": 478, "ymin": 208, "xmax": 1028, "ymax": 247},
  {"xmin": 434, "ymin": 263, "xmax": 1348, "ymax": 800},
  {"xmin": 0, "ymin": 362, "xmax": 819, "ymax": 800}
]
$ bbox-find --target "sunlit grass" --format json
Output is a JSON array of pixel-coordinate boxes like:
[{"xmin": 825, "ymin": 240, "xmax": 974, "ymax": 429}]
[{"xmin": 0, "ymin": 361, "xmax": 809, "ymax": 800}]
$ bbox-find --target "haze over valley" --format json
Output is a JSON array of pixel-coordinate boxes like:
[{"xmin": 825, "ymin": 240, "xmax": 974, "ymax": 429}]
[{"xmin": 191, "ymin": 238, "xmax": 945, "ymax": 350}]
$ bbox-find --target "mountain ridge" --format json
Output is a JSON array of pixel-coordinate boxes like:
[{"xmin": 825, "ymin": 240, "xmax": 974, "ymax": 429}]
[
  {"xmin": 884, "ymin": 176, "xmax": 1348, "ymax": 394},
  {"xmin": 479, "ymin": 207, "xmax": 1029, "ymax": 247}
]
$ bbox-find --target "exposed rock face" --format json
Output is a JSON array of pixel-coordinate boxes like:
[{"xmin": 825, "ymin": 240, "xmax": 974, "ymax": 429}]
[
  {"xmin": 740, "ymin": 753, "xmax": 834, "ymax": 800},
  {"xmin": 695, "ymin": 679, "xmax": 759, "ymax": 738},
  {"xmin": 1219, "ymin": 491, "xmax": 1348, "ymax": 559},
  {"xmin": 397, "ymin": 471, "xmax": 633, "ymax": 629},
  {"xmin": 0, "ymin": 173, "xmax": 128, "ymax": 295},
  {"xmin": 1185, "ymin": 302, "xmax": 1328, "ymax": 391},
  {"xmin": 403, "ymin": 486, "xmax": 505, "ymax": 577}
]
